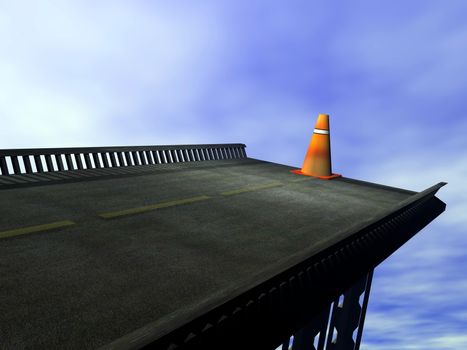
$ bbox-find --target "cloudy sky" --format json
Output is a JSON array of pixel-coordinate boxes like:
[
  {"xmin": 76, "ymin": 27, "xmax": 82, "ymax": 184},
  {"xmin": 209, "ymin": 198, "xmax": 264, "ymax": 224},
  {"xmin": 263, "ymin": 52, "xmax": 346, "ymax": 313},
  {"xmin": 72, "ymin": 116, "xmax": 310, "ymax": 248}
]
[{"xmin": 1, "ymin": 1, "xmax": 466, "ymax": 349}]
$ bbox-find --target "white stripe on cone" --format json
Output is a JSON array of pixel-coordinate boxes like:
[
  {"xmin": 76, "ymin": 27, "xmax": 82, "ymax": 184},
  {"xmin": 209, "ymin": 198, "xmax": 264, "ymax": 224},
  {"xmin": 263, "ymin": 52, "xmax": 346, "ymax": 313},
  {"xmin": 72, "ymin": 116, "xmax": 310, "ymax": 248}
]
[{"xmin": 313, "ymin": 128, "xmax": 329, "ymax": 135}]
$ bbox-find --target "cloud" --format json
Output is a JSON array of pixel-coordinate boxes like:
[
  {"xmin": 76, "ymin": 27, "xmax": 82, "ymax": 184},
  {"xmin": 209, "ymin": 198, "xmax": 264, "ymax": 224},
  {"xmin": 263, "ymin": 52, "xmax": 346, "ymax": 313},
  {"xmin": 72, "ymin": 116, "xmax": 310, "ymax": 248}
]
[
  {"xmin": 356, "ymin": 148, "xmax": 466, "ymax": 228},
  {"xmin": 363, "ymin": 318, "xmax": 467, "ymax": 350},
  {"xmin": 1, "ymin": 2, "xmax": 466, "ymax": 350},
  {"xmin": 352, "ymin": 122, "xmax": 467, "ymax": 349},
  {"xmin": 0, "ymin": 1, "xmax": 232, "ymax": 148}
]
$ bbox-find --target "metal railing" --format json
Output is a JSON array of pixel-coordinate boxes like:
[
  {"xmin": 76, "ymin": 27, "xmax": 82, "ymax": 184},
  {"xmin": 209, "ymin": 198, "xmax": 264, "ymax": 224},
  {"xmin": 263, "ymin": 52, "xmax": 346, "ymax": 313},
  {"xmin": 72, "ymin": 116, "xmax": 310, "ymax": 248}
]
[{"xmin": 0, "ymin": 143, "xmax": 247, "ymax": 176}]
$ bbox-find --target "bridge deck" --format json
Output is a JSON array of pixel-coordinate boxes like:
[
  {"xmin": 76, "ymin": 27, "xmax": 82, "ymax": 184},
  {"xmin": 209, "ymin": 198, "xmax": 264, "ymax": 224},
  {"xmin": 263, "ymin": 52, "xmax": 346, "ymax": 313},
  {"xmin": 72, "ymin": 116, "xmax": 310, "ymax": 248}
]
[{"xmin": 1, "ymin": 158, "xmax": 416, "ymax": 349}]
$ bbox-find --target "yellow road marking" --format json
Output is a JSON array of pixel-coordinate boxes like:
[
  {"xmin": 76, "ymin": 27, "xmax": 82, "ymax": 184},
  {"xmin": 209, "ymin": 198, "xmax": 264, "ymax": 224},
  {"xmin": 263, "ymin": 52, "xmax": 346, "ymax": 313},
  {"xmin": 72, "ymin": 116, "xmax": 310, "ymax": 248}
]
[
  {"xmin": 99, "ymin": 195, "xmax": 212, "ymax": 219},
  {"xmin": 221, "ymin": 182, "xmax": 283, "ymax": 196},
  {"xmin": 290, "ymin": 177, "xmax": 311, "ymax": 182},
  {"xmin": 0, "ymin": 220, "xmax": 76, "ymax": 239}
]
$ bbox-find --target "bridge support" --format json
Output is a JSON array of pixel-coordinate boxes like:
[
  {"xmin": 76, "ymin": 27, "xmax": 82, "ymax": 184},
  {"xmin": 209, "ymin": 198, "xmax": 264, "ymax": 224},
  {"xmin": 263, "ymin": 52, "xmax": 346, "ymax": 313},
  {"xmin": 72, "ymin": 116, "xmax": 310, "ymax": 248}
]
[{"xmin": 283, "ymin": 269, "xmax": 374, "ymax": 350}]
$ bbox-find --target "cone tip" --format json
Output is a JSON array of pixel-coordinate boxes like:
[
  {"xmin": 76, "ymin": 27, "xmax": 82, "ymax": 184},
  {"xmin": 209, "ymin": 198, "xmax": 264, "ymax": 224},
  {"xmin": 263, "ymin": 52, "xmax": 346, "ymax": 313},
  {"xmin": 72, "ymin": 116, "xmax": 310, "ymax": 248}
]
[{"xmin": 315, "ymin": 113, "xmax": 330, "ymax": 130}]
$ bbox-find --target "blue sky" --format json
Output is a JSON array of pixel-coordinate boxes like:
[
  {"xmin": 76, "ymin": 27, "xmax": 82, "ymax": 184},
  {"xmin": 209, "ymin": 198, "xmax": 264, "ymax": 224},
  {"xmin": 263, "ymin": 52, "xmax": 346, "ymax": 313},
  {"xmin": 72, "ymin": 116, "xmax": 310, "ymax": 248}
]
[{"xmin": 1, "ymin": 1, "xmax": 466, "ymax": 349}]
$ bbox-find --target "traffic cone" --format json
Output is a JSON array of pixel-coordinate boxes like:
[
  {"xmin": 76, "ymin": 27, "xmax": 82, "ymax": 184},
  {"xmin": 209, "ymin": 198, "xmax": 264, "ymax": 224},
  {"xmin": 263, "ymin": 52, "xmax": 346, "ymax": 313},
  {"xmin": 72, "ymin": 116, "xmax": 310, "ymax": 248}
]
[{"xmin": 291, "ymin": 113, "xmax": 342, "ymax": 180}]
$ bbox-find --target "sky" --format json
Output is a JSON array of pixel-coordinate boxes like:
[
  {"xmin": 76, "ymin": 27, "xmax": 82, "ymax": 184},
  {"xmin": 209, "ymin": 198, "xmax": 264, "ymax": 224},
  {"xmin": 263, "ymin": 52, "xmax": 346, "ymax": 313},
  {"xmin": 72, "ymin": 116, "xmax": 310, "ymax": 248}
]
[{"xmin": 1, "ymin": 1, "xmax": 466, "ymax": 349}]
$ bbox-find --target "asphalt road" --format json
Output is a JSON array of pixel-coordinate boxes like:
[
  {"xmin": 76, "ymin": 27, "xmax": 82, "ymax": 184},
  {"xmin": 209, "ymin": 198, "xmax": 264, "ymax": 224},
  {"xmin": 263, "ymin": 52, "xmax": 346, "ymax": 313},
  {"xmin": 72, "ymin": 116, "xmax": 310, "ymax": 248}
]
[{"xmin": 0, "ymin": 158, "xmax": 415, "ymax": 349}]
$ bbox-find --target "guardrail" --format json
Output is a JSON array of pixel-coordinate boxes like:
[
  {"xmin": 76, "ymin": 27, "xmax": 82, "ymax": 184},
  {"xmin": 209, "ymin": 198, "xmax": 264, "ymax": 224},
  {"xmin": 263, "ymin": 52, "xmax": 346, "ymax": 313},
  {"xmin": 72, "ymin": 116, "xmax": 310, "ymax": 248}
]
[{"xmin": 0, "ymin": 143, "xmax": 247, "ymax": 176}]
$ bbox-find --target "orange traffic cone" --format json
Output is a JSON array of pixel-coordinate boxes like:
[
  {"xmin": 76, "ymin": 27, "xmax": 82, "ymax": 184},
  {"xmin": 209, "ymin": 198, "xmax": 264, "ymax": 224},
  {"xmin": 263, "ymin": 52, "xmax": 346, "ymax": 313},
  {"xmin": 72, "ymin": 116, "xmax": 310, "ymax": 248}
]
[{"xmin": 291, "ymin": 113, "xmax": 342, "ymax": 180}]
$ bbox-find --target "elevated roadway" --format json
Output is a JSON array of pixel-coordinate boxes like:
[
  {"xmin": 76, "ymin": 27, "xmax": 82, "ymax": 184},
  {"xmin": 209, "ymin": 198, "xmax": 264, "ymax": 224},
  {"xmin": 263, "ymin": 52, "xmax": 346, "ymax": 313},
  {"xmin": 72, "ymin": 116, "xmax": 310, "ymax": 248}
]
[{"xmin": 0, "ymin": 150, "xmax": 446, "ymax": 349}]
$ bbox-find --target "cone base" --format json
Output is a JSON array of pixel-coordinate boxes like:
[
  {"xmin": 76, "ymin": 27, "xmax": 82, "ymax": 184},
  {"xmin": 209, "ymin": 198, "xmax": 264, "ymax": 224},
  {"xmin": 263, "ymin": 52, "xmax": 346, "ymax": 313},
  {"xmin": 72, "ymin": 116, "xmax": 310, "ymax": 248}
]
[{"xmin": 290, "ymin": 169, "xmax": 342, "ymax": 180}]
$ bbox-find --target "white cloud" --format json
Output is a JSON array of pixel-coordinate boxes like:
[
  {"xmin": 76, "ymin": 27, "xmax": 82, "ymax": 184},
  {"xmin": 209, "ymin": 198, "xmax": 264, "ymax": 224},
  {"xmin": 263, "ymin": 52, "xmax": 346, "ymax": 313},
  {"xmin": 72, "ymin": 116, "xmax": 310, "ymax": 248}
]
[
  {"xmin": 0, "ymin": 1, "xmax": 230, "ymax": 148},
  {"xmin": 350, "ymin": 131, "xmax": 467, "ymax": 349},
  {"xmin": 362, "ymin": 304, "xmax": 467, "ymax": 348},
  {"xmin": 356, "ymin": 151, "xmax": 466, "ymax": 227},
  {"xmin": 1, "ymin": 3, "xmax": 466, "ymax": 349}
]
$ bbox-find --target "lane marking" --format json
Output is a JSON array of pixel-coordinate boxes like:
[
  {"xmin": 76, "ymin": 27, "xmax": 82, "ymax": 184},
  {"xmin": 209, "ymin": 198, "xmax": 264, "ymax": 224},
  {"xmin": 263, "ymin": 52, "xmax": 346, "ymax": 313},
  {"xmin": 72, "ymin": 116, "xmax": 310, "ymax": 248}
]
[
  {"xmin": 1, "ymin": 179, "xmax": 311, "ymax": 233},
  {"xmin": 0, "ymin": 220, "xmax": 76, "ymax": 239},
  {"xmin": 290, "ymin": 177, "xmax": 311, "ymax": 183},
  {"xmin": 221, "ymin": 182, "xmax": 283, "ymax": 196},
  {"xmin": 98, "ymin": 195, "xmax": 212, "ymax": 219}
]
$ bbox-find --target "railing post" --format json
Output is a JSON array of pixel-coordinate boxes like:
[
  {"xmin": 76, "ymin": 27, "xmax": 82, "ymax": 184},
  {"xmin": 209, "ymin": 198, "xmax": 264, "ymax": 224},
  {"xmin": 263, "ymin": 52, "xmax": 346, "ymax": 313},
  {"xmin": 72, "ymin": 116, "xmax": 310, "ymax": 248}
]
[{"xmin": 0, "ymin": 156, "xmax": 9, "ymax": 175}]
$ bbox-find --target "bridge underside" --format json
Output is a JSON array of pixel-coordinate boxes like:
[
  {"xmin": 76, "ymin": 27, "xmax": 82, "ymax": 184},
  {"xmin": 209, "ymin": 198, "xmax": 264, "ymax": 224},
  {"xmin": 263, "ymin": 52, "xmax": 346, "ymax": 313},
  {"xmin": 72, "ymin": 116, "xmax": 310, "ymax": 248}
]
[
  {"xmin": 284, "ymin": 268, "xmax": 373, "ymax": 350},
  {"xmin": 0, "ymin": 144, "xmax": 446, "ymax": 350}
]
